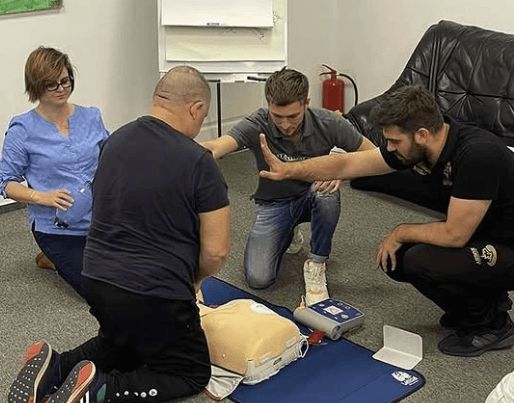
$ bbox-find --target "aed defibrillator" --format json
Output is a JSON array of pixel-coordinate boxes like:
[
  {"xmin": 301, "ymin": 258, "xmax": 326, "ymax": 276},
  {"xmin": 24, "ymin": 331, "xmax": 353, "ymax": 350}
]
[{"xmin": 293, "ymin": 298, "xmax": 365, "ymax": 340}]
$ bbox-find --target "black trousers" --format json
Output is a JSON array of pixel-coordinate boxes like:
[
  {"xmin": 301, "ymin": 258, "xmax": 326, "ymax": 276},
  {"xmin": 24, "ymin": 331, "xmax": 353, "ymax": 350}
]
[
  {"xmin": 60, "ymin": 277, "xmax": 211, "ymax": 402},
  {"xmin": 388, "ymin": 240, "xmax": 514, "ymax": 327}
]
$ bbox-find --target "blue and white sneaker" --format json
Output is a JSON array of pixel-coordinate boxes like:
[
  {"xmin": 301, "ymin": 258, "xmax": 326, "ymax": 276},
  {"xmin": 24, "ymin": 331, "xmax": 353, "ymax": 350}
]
[{"xmin": 8, "ymin": 341, "xmax": 61, "ymax": 403}]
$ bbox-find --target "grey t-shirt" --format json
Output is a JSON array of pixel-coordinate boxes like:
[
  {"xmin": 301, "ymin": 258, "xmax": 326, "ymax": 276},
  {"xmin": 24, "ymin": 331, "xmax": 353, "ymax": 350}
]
[{"xmin": 228, "ymin": 107, "xmax": 364, "ymax": 201}]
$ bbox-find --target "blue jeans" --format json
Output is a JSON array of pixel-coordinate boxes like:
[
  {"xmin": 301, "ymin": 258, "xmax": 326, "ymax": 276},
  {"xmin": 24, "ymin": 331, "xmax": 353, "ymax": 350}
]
[
  {"xmin": 32, "ymin": 228, "xmax": 86, "ymax": 297},
  {"xmin": 244, "ymin": 186, "xmax": 341, "ymax": 289}
]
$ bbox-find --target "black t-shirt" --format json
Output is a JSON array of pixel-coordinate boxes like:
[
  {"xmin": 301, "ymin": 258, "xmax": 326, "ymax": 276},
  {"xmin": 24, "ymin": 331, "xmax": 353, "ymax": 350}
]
[
  {"xmin": 380, "ymin": 116, "xmax": 514, "ymax": 245},
  {"xmin": 82, "ymin": 116, "xmax": 229, "ymax": 300}
]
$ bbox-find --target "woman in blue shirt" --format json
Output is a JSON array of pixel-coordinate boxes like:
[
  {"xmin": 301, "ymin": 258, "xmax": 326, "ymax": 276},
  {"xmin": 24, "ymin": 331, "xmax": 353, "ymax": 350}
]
[{"xmin": 0, "ymin": 47, "xmax": 109, "ymax": 297}]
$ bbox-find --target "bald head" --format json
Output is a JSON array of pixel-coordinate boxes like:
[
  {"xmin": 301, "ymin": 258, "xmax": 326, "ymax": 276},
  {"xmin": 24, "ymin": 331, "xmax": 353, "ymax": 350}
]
[
  {"xmin": 150, "ymin": 66, "xmax": 211, "ymax": 138},
  {"xmin": 153, "ymin": 66, "xmax": 211, "ymax": 106}
]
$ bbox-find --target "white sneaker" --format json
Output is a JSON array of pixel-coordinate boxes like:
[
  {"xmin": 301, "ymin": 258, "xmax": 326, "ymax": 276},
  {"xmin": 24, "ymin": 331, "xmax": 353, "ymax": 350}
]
[
  {"xmin": 303, "ymin": 259, "xmax": 329, "ymax": 306},
  {"xmin": 286, "ymin": 227, "xmax": 304, "ymax": 254}
]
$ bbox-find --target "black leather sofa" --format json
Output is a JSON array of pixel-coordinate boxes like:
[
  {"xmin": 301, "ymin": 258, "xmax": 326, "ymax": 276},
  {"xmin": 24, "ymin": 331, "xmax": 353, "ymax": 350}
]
[{"xmin": 344, "ymin": 20, "xmax": 514, "ymax": 212}]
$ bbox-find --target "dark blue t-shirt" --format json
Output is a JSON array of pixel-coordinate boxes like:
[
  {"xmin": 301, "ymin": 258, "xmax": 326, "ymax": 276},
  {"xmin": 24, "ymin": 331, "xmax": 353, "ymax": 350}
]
[{"xmin": 83, "ymin": 116, "xmax": 229, "ymax": 300}]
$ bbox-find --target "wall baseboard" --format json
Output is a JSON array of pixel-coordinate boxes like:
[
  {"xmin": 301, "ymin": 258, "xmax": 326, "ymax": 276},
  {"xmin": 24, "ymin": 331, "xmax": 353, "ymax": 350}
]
[{"xmin": 0, "ymin": 200, "xmax": 25, "ymax": 214}]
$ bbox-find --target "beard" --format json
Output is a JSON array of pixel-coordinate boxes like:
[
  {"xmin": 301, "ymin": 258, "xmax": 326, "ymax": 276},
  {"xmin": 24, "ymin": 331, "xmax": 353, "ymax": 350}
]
[{"xmin": 396, "ymin": 141, "xmax": 430, "ymax": 166}]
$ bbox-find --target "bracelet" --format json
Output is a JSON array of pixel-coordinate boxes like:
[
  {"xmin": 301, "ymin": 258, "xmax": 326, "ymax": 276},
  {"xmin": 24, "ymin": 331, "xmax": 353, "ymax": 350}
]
[{"xmin": 29, "ymin": 190, "xmax": 36, "ymax": 202}]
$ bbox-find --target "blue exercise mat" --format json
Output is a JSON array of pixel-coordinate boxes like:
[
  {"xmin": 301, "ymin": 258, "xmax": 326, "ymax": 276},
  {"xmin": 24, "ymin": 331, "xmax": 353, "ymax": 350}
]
[{"xmin": 201, "ymin": 277, "xmax": 425, "ymax": 403}]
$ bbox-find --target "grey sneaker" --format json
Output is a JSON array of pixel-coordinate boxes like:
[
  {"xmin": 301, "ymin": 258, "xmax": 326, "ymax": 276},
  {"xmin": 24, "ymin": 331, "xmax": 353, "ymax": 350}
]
[
  {"xmin": 303, "ymin": 259, "xmax": 329, "ymax": 306},
  {"xmin": 286, "ymin": 227, "xmax": 304, "ymax": 254}
]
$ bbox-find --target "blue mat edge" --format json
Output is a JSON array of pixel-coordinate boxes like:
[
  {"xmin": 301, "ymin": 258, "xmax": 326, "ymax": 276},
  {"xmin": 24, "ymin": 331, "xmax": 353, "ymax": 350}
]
[{"xmin": 201, "ymin": 276, "xmax": 426, "ymax": 402}]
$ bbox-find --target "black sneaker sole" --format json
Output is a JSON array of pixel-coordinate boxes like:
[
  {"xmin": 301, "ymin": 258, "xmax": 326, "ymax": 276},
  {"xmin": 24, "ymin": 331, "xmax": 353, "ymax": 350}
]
[
  {"xmin": 438, "ymin": 330, "xmax": 514, "ymax": 357},
  {"xmin": 8, "ymin": 341, "xmax": 52, "ymax": 403},
  {"xmin": 47, "ymin": 361, "xmax": 95, "ymax": 403}
]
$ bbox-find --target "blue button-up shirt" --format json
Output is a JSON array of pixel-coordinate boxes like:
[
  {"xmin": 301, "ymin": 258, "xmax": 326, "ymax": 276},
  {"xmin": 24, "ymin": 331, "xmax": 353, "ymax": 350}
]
[{"xmin": 0, "ymin": 105, "xmax": 109, "ymax": 235}]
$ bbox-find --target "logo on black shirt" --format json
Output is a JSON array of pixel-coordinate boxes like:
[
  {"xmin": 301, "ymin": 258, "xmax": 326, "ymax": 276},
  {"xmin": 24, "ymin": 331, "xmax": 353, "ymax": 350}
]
[
  {"xmin": 443, "ymin": 162, "xmax": 452, "ymax": 187},
  {"xmin": 481, "ymin": 245, "xmax": 498, "ymax": 267}
]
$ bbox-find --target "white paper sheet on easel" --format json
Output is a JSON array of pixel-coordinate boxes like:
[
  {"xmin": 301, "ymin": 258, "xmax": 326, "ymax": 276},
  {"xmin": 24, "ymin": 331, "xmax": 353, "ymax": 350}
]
[
  {"xmin": 162, "ymin": 0, "xmax": 274, "ymax": 28},
  {"xmin": 372, "ymin": 325, "xmax": 423, "ymax": 370},
  {"xmin": 164, "ymin": 0, "xmax": 284, "ymax": 63}
]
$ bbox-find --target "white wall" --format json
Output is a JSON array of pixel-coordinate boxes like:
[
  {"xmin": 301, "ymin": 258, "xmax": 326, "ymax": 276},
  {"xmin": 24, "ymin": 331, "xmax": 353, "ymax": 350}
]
[
  {"xmin": 3, "ymin": 0, "xmax": 514, "ymax": 135},
  {"xmin": 0, "ymin": 0, "xmax": 159, "ymax": 138},
  {"xmin": 278, "ymin": 0, "xmax": 514, "ymax": 112},
  {"xmin": 287, "ymin": 0, "xmax": 339, "ymax": 109},
  {"xmin": 0, "ymin": 0, "xmax": 159, "ymax": 205},
  {"xmin": 333, "ymin": 0, "xmax": 514, "ymax": 111},
  {"xmin": 2, "ymin": 0, "xmax": 514, "ymax": 167},
  {"xmin": 193, "ymin": 0, "xmax": 339, "ymax": 143}
]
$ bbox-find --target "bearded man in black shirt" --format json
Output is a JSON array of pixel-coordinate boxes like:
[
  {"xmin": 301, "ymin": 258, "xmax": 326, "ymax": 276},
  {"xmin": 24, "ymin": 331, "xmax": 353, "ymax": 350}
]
[{"xmin": 259, "ymin": 85, "xmax": 514, "ymax": 358}]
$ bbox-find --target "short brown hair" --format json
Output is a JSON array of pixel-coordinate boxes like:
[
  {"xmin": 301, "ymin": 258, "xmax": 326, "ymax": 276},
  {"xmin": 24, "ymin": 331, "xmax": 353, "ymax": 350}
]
[
  {"xmin": 25, "ymin": 46, "xmax": 75, "ymax": 102},
  {"xmin": 370, "ymin": 85, "xmax": 444, "ymax": 135},
  {"xmin": 265, "ymin": 67, "xmax": 309, "ymax": 106}
]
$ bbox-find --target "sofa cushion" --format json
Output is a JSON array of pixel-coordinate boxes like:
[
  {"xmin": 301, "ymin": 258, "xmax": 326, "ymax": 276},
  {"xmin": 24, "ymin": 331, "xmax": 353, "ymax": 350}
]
[{"xmin": 345, "ymin": 20, "xmax": 514, "ymax": 147}]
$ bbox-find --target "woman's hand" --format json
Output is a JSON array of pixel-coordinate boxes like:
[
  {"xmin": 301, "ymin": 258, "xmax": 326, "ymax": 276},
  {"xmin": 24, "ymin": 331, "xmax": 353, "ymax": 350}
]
[{"xmin": 34, "ymin": 189, "xmax": 74, "ymax": 210}]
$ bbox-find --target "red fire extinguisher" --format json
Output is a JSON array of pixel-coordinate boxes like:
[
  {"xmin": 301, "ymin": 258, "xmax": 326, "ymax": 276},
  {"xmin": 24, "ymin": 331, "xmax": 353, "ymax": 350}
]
[{"xmin": 319, "ymin": 64, "xmax": 359, "ymax": 112}]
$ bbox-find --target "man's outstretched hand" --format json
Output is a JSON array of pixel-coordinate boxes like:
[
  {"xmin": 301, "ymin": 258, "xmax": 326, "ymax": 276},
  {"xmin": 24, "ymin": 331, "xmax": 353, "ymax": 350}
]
[{"xmin": 259, "ymin": 133, "xmax": 289, "ymax": 181}]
